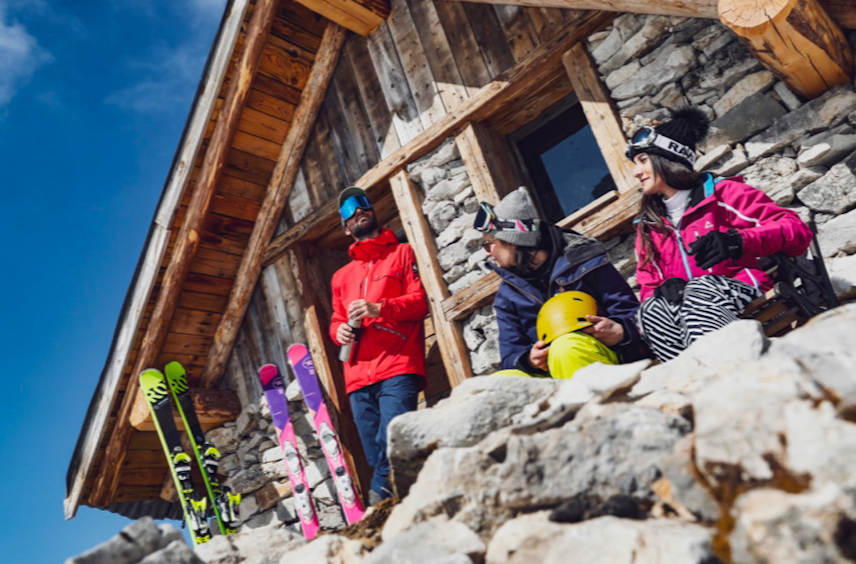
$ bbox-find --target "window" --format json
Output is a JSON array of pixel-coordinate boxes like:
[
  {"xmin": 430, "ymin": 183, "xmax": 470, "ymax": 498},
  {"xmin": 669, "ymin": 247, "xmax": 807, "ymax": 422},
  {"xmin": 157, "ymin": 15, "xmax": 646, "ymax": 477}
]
[{"xmin": 513, "ymin": 96, "xmax": 616, "ymax": 224}]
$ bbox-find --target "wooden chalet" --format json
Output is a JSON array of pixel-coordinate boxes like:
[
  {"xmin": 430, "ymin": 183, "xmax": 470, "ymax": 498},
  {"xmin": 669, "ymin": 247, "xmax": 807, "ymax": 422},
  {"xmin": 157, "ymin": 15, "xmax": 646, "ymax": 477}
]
[{"xmin": 66, "ymin": 0, "xmax": 856, "ymax": 520}]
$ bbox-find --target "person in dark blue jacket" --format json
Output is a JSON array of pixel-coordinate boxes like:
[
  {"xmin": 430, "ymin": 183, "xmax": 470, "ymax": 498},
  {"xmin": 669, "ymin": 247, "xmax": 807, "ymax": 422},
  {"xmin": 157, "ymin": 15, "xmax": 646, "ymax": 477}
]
[{"xmin": 475, "ymin": 188, "xmax": 648, "ymax": 378}]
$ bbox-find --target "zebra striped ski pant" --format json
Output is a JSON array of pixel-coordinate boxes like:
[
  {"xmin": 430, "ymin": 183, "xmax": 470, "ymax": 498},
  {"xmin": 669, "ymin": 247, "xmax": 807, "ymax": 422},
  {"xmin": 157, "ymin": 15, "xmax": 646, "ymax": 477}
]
[{"xmin": 637, "ymin": 275, "xmax": 761, "ymax": 363}]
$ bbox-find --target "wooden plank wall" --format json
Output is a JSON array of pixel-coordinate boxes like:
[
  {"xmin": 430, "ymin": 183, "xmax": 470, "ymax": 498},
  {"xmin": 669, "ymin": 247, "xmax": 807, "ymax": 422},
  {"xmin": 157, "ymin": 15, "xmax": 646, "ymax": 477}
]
[
  {"xmin": 277, "ymin": 2, "xmax": 586, "ymax": 234},
  {"xmin": 86, "ymin": 1, "xmax": 331, "ymax": 506}
]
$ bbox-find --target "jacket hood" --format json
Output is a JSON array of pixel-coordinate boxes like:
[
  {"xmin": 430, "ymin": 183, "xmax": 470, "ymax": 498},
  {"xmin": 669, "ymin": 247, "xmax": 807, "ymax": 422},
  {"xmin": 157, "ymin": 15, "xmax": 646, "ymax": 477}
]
[{"xmin": 348, "ymin": 228, "xmax": 399, "ymax": 262}]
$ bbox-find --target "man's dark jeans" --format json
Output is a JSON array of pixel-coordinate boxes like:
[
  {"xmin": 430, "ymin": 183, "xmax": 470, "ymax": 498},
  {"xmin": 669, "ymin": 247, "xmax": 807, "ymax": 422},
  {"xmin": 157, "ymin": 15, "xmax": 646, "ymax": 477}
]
[{"xmin": 349, "ymin": 374, "xmax": 420, "ymax": 499}]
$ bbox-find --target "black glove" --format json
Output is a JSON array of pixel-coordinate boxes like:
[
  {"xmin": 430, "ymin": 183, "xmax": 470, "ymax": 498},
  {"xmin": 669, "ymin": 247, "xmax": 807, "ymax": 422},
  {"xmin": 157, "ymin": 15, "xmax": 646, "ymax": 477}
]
[
  {"xmin": 654, "ymin": 278, "xmax": 687, "ymax": 305},
  {"xmin": 688, "ymin": 228, "xmax": 743, "ymax": 270}
]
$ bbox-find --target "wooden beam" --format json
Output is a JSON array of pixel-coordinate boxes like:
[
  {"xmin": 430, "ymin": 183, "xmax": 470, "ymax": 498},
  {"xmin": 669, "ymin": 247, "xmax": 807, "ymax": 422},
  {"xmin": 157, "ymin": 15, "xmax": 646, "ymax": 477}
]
[
  {"xmin": 199, "ymin": 23, "xmax": 347, "ymax": 390},
  {"xmin": 293, "ymin": 243, "xmax": 373, "ymax": 501},
  {"xmin": 442, "ymin": 189, "xmax": 641, "ymax": 322},
  {"xmin": 719, "ymin": 0, "xmax": 854, "ymax": 99},
  {"xmin": 295, "ymin": 0, "xmax": 389, "ymax": 36},
  {"xmin": 455, "ymin": 122, "xmax": 522, "ymax": 205},
  {"xmin": 88, "ymin": 0, "xmax": 281, "ymax": 509},
  {"xmin": 390, "ymin": 170, "xmax": 472, "ymax": 386},
  {"xmin": 562, "ymin": 43, "xmax": 636, "ymax": 193},
  {"xmin": 444, "ymin": 0, "xmax": 856, "ymax": 30},
  {"xmin": 263, "ymin": 10, "xmax": 615, "ymax": 266},
  {"xmin": 130, "ymin": 389, "xmax": 241, "ymax": 431}
]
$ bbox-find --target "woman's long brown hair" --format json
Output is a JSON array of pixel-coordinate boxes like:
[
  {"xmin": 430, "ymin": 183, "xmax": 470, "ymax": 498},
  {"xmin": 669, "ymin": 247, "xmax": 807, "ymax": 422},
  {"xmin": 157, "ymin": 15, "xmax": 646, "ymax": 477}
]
[{"xmin": 635, "ymin": 152, "xmax": 703, "ymax": 268}]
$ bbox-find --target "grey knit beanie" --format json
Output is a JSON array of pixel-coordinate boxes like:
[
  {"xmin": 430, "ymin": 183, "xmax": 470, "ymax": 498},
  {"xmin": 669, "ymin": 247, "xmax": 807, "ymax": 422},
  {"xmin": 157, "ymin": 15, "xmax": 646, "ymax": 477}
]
[{"xmin": 492, "ymin": 187, "xmax": 540, "ymax": 247}]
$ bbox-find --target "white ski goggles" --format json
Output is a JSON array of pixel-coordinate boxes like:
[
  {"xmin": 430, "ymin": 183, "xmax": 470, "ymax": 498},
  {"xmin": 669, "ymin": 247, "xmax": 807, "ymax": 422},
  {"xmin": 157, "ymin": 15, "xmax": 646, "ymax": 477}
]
[{"xmin": 625, "ymin": 127, "xmax": 696, "ymax": 166}]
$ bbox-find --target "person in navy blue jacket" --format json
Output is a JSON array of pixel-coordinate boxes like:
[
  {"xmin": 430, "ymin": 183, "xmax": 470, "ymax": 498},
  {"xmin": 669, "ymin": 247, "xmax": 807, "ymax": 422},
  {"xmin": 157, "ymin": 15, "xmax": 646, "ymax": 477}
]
[{"xmin": 475, "ymin": 188, "xmax": 648, "ymax": 378}]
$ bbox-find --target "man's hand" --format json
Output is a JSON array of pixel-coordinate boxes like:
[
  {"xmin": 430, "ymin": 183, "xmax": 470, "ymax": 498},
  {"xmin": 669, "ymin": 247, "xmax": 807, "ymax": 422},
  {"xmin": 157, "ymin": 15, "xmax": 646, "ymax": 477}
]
[
  {"xmin": 529, "ymin": 340, "xmax": 550, "ymax": 372},
  {"xmin": 581, "ymin": 315, "xmax": 625, "ymax": 347},
  {"xmin": 336, "ymin": 323, "xmax": 356, "ymax": 345},
  {"xmin": 348, "ymin": 299, "xmax": 381, "ymax": 321}
]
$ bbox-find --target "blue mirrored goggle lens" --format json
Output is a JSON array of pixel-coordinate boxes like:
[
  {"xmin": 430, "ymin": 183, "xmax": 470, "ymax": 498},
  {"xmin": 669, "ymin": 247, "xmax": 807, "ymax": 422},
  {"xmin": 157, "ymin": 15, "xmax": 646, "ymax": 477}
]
[
  {"xmin": 339, "ymin": 195, "xmax": 373, "ymax": 220},
  {"xmin": 631, "ymin": 128, "xmax": 653, "ymax": 144}
]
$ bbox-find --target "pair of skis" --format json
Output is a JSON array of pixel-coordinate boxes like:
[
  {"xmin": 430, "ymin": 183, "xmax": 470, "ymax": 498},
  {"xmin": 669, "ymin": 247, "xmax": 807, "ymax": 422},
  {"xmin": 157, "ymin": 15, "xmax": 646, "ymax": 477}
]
[
  {"xmin": 257, "ymin": 343, "xmax": 364, "ymax": 540},
  {"xmin": 140, "ymin": 363, "xmax": 240, "ymax": 546}
]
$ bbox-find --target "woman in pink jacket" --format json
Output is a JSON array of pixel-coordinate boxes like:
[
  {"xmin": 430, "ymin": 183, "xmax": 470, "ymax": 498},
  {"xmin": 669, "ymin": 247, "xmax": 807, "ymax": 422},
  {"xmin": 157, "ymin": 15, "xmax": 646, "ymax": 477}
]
[{"xmin": 628, "ymin": 108, "xmax": 813, "ymax": 362}]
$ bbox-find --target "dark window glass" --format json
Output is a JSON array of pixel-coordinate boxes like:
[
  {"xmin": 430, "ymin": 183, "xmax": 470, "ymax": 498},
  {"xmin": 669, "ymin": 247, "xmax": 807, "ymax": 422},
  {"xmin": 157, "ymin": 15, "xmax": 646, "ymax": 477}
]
[{"xmin": 515, "ymin": 101, "xmax": 616, "ymax": 224}]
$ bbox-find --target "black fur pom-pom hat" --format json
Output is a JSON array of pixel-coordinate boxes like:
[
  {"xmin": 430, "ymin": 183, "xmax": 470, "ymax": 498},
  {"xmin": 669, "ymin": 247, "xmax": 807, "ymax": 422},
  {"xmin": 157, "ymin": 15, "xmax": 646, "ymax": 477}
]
[{"xmin": 625, "ymin": 107, "xmax": 710, "ymax": 170}]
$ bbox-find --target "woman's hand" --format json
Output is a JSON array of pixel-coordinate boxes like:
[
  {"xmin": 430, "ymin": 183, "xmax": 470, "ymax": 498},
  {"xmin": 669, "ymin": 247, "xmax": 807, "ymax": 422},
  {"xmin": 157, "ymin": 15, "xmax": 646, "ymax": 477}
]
[
  {"xmin": 529, "ymin": 340, "xmax": 550, "ymax": 371},
  {"xmin": 581, "ymin": 315, "xmax": 625, "ymax": 347}
]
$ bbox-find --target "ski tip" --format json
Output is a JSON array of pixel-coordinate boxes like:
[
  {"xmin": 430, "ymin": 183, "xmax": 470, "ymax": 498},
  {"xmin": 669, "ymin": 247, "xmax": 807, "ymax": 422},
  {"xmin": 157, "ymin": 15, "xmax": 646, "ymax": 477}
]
[
  {"xmin": 139, "ymin": 368, "xmax": 164, "ymax": 386},
  {"xmin": 164, "ymin": 360, "xmax": 185, "ymax": 379},
  {"xmin": 258, "ymin": 364, "xmax": 279, "ymax": 385},
  {"xmin": 286, "ymin": 344, "xmax": 309, "ymax": 364}
]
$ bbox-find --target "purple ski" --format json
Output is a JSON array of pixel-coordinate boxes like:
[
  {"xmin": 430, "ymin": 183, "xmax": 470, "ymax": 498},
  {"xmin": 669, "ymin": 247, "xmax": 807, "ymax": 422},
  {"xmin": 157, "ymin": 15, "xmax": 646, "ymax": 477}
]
[
  {"xmin": 287, "ymin": 344, "xmax": 365, "ymax": 525},
  {"xmin": 257, "ymin": 364, "xmax": 320, "ymax": 539}
]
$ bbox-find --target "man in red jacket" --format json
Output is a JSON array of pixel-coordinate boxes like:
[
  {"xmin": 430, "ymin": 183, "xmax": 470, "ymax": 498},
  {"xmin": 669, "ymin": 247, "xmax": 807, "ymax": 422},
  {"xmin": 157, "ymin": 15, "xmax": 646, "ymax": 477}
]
[{"xmin": 329, "ymin": 186, "xmax": 428, "ymax": 504}]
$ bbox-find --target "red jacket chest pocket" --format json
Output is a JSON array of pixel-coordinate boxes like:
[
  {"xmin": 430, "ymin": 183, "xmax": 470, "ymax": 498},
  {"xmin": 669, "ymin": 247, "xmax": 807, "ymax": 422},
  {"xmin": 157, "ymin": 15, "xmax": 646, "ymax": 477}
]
[{"xmin": 367, "ymin": 273, "xmax": 403, "ymax": 302}]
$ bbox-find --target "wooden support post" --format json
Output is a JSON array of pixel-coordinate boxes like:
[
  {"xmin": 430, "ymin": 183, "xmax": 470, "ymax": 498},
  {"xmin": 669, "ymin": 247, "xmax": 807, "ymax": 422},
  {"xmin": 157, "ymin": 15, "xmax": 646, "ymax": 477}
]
[
  {"xmin": 456, "ymin": 122, "xmax": 522, "ymax": 205},
  {"xmin": 199, "ymin": 23, "xmax": 348, "ymax": 391},
  {"xmin": 89, "ymin": 0, "xmax": 281, "ymax": 508},
  {"xmin": 390, "ymin": 170, "xmax": 473, "ymax": 385},
  {"xmin": 719, "ymin": 0, "xmax": 854, "ymax": 99},
  {"xmin": 292, "ymin": 243, "xmax": 372, "ymax": 500},
  {"xmin": 562, "ymin": 43, "xmax": 637, "ymax": 193},
  {"xmin": 295, "ymin": 0, "xmax": 389, "ymax": 36}
]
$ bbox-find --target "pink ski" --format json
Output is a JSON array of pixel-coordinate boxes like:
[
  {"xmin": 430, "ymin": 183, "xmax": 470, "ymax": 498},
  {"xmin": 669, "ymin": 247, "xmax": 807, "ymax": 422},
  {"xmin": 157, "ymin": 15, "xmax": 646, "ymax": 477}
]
[
  {"xmin": 287, "ymin": 344, "xmax": 365, "ymax": 525},
  {"xmin": 257, "ymin": 364, "xmax": 320, "ymax": 539}
]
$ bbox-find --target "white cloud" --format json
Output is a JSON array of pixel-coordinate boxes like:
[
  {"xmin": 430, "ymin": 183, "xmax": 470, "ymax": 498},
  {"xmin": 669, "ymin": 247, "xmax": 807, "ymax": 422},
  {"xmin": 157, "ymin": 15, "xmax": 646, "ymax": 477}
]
[
  {"xmin": 104, "ymin": 0, "xmax": 229, "ymax": 114},
  {"xmin": 0, "ymin": 3, "xmax": 52, "ymax": 107}
]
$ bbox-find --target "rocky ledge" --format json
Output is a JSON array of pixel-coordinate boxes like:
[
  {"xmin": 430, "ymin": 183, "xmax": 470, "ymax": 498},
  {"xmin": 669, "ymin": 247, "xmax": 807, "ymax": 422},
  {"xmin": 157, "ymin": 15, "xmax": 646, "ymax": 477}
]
[{"xmin": 70, "ymin": 304, "xmax": 856, "ymax": 564}]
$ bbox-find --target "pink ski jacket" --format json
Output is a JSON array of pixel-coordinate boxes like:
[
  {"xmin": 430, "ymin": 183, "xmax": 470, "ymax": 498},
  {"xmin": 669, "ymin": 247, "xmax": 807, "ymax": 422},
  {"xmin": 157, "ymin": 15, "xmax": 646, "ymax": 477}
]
[{"xmin": 635, "ymin": 174, "xmax": 813, "ymax": 302}]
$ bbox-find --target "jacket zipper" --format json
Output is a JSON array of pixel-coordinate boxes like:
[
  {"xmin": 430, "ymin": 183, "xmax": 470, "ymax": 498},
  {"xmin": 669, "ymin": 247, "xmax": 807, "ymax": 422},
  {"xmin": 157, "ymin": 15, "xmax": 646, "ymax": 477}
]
[{"xmin": 671, "ymin": 217, "xmax": 694, "ymax": 281}]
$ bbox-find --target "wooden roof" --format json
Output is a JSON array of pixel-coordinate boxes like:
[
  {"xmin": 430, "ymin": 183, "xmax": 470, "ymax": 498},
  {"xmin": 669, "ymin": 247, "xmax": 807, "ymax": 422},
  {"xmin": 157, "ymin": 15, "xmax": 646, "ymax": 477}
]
[{"xmin": 65, "ymin": 0, "xmax": 333, "ymax": 519}]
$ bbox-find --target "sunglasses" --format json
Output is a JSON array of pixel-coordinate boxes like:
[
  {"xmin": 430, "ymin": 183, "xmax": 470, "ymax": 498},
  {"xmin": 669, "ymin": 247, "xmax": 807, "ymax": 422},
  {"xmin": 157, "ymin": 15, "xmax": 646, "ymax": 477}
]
[
  {"xmin": 339, "ymin": 194, "xmax": 373, "ymax": 221},
  {"xmin": 473, "ymin": 201, "xmax": 539, "ymax": 233}
]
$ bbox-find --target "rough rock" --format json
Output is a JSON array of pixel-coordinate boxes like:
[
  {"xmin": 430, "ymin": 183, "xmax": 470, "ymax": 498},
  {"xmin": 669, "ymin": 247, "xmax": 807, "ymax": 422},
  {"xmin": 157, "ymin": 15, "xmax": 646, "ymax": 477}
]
[
  {"xmin": 691, "ymin": 40, "xmax": 761, "ymax": 92},
  {"xmin": 407, "ymin": 140, "xmax": 459, "ymax": 185},
  {"xmin": 442, "ymin": 264, "xmax": 467, "ymax": 285},
  {"xmin": 828, "ymin": 254, "xmax": 856, "ymax": 298},
  {"xmin": 228, "ymin": 460, "xmax": 289, "ymax": 495},
  {"xmin": 239, "ymin": 493, "xmax": 260, "ymax": 522},
  {"xmin": 196, "ymin": 526, "xmax": 303, "ymax": 564},
  {"xmin": 701, "ymin": 93, "xmax": 786, "ymax": 152},
  {"xmin": 798, "ymin": 149, "xmax": 856, "ymax": 214},
  {"xmin": 274, "ymin": 535, "xmax": 363, "ymax": 564},
  {"xmin": 651, "ymin": 82, "xmax": 685, "ymax": 110},
  {"xmin": 691, "ymin": 23, "xmax": 733, "ymax": 57},
  {"xmin": 798, "ymin": 133, "xmax": 856, "ymax": 168},
  {"xmin": 387, "ymin": 376, "xmax": 559, "ymax": 497},
  {"xmin": 437, "ymin": 237, "xmax": 473, "ymax": 271},
  {"xmin": 427, "ymin": 174, "xmax": 471, "ymax": 202},
  {"xmin": 612, "ymin": 44, "xmax": 697, "ymax": 100},
  {"xmin": 448, "ymin": 269, "xmax": 485, "ymax": 295},
  {"xmin": 428, "ymin": 201, "xmax": 458, "ymax": 234},
  {"xmin": 486, "ymin": 513, "xmax": 717, "ymax": 564},
  {"xmin": 713, "ymin": 70, "xmax": 775, "ymax": 117},
  {"xmin": 739, "ymin": 156, "xmax": 799, "ymax": 205},
  {"xmin": 818, "ymin": 207, "xmax": 856, "ymax": 256},
  {"xmin": 138, "ymin": 541, "xmax": 202, "ymax": 564},
  {"xmin": 365, "ymin": 518, "xmax": 485, "ymax": 564},
  {"xmin": 469, "ymin": 332, "xmax": 500, "ymax": 374},
  {"xmin": 707, "ymin": 147, "xmax": 749, "ymax": 176},
  {"xmin": 207, "ymin": 426, "xmax": 240, "ymax": 454},
  {"xmin": 436, "ymin": 212, "xmax": 476, "ymax": 249},
  {"xmin": 730, "ymin": 484, "xmax": 856, "ymax": 564},
  {"xmin": 600, "ymin": 16, "xmax": 672, "ymax": 74},
  {"xmin": 745, "ymin": 85, "xmax": 856, "ymax": 161},
  {"xmin": 65, "ymin": 517, "xmax": 183, "ymax": 564},
  {"xmin": 604, "ymin": 60, "xmax": 641, "ymax": 90},
  {"xmin": 773, "ymin": 81, "xmax": 802, "ymax": 111},
  {"xmin": 632, "ymin": 320, "xmax": 770, "ymax": 397},
  {"xmin": 591, "ymin": 15, "xmax": 645, "ymax": 65},
  {"xmin": 785, "ymin": 400, "xmax": 856, "ymax": 490},
  {"xmin": 693, "ymin": 144, "xmax": 731, "ymax": 173}
]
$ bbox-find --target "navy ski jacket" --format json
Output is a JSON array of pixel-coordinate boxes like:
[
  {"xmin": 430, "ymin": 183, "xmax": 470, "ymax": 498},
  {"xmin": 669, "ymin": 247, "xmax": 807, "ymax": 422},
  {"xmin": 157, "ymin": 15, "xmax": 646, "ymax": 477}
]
[{"xmin": 489, "ymin": 239, "xmax": 648, "ymax": 375}]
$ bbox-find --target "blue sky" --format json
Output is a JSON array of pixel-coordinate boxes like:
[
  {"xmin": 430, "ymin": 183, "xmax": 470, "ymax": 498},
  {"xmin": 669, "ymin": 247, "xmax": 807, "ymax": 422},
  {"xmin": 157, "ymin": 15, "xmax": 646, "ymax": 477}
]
[{"xmin": 0, "ymin": 0, "xmax": 227, "ymax": 559}]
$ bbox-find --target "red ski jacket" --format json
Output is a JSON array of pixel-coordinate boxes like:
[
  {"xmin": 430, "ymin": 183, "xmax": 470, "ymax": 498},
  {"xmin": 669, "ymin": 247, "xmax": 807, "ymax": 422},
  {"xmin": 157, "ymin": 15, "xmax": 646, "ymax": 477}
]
[
  {"xmin": 330, "ymin": 229, "xmax": 429, "ymax": 394},
  {"xmin": 635, "ymin": 174, "xmax": 813, "ymax": 302}
]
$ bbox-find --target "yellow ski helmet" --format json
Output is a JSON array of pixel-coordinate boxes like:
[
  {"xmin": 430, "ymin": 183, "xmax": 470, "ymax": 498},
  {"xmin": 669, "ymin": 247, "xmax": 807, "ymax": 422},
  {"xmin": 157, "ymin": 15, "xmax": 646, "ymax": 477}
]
[{"xmin": 536, "ymin": 291, "xmax": 597, "ymax": 344}]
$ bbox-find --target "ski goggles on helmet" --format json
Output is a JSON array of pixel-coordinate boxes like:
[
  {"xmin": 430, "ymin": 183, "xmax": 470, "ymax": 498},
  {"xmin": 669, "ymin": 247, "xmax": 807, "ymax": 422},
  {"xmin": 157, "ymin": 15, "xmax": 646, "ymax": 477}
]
[
  {"xmin": 339, "ymin": 194, "xmax": 373, "ymax": 221},
  {"xmin": 625, "ymin": 127, "xmax": 696, "ymax": 166},
  {"xmin": 473, "ymin": 201, "xmax": 539, "ymax": 233}
]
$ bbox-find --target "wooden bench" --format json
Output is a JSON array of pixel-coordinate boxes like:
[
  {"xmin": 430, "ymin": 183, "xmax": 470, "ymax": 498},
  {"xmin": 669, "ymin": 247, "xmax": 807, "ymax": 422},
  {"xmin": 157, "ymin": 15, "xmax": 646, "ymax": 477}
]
[{"xmin": 740, "ymin": 222, "xmax": 839, "ymax": 337}]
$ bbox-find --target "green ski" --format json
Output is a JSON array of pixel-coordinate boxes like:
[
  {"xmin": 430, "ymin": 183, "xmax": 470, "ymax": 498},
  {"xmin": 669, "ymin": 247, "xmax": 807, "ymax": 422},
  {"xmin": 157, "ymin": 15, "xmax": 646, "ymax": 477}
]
[
  {"xmin": 165, "ymin": 361, "xmax": 240, "ymax": 535},
  {"xmin": 140, "ymin": 368, "xmax": 211, "ymax": 546}
]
